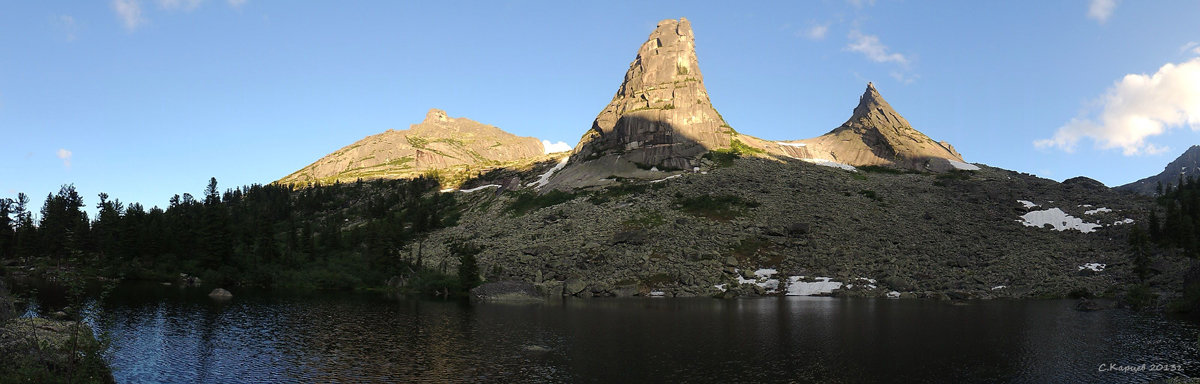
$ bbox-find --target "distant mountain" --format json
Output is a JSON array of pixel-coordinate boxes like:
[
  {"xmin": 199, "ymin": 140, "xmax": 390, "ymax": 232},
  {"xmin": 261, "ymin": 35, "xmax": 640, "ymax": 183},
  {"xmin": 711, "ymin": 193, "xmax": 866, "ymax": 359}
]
[
  {"xmin": 278, "ymin": 109, "xmax": 545, "ymax": 185},
  {"xmin": 1117, "ymin": 145, "xmax": 1200, "ymax": 196},
  {"xmin": 785, "ymin": 83, "xmax": 968, "ymax": 172}
]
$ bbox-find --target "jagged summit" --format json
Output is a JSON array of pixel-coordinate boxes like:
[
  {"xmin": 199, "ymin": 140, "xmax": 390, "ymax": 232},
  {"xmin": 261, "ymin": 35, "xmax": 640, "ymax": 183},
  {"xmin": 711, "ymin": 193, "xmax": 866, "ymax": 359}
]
[
  {"xmin": 568, "ymin": 18, "xmax": 733, "ymax": 171},
  {"xmin": 1117, "ymin": 145, "xmax": 1200, "ymax": 196},
  {"xmin": 795, "ymin": 83, "xmax": 966, "ymax": 171},
  {"xmin": 278, "ymin": 109, "xmax": 544, "ymax": 185}
]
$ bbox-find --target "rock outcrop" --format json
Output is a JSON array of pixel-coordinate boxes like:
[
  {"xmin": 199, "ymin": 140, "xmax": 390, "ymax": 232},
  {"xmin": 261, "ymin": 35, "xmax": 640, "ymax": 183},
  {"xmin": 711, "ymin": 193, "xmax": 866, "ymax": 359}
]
[
  {"xmin": 1117, "ymin": 145, "xmax": 1200, "ymax": 196},
  {"xmin": 279, "ymin": 109, "xmax": 545, "ymax": 185},
  {"xmin": 552, "ymin": 18, "xmax": 735, "ymax": 187},
  {"xmin": 788, "ymin": 83, "xmax": 967, "ymax": 172}
]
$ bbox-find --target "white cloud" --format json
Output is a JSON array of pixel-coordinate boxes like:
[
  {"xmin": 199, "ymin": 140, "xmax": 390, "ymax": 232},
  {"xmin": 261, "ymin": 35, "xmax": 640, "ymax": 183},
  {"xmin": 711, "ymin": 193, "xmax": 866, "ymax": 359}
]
[
  {"xmin": 890, "ymin": 71, "xmax": 918, "ymax": 85},
  {"xmin": 157, "ymin": 0, "xmax": 203, "ymax": 11},
  {"xmin": 846, "ymin": 30, "xmax": 908, "ymax": 65},
  {"xmin": 227, "ymin": 0, "xmax": 247, "ymax": 7},
  {"xmin": 801, "ymin": 24, "xmax": 829, "ymax": 40},
  {"xmin": 112, "ymin": 0, "xmax": 145, "ymax": 31},
  {"xmin": 1036, "ymin": 58, "xmax": 1200, "ymax": 155},
  {"xmin": 1087, "ymin": 0, "xmax": 1117, "ymax": 23},
  {"xmin": 541, "ymin": 140, "xmax": 572, "ymax": 154},
  {"xmin": 56, "ymin": 149, "xmax": 73, "ymax": 168}
]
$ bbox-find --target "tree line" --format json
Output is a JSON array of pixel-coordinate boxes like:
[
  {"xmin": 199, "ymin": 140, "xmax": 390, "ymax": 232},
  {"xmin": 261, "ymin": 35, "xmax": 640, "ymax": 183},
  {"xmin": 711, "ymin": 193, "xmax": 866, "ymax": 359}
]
[{"xmin": 0, "ymin": 176, "xmax": 462, "ymax": 290}]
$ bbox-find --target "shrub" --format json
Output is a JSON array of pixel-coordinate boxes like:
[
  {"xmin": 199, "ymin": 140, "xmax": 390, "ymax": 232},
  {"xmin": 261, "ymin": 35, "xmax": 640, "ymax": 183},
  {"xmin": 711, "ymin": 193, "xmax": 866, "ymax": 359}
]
[
  {"xmin": 506, "ymin": 190, "xmax": 576, "ymax": 216},
  {"xmin": 674, "ymin": 194, "xmax": 760, "ymax": 220}
]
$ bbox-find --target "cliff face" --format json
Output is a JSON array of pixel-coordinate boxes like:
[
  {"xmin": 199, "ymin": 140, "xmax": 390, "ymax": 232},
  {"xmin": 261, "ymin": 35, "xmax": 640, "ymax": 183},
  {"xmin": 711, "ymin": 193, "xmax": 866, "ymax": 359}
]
[
  {"xmin": 279, "ymin": 109, "xmax": 545, "ymax": 185},
  {"xmin": 569, "ymin": 18, "xmax": 734, "ymax": 171},
  {"xmin": 1117, "ymin": 145, "xmax": 1200, "ymax": 196},
  {"xmin": 789, "ymin": 83, "xmax": 966, "ymax": 171}
]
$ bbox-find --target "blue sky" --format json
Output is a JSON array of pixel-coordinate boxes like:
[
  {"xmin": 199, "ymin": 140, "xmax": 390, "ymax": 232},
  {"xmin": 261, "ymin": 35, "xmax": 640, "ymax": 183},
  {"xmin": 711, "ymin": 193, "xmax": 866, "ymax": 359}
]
[{"xmin": 2, "ymin": 1, "xmax": 1199, "ymax": 214}]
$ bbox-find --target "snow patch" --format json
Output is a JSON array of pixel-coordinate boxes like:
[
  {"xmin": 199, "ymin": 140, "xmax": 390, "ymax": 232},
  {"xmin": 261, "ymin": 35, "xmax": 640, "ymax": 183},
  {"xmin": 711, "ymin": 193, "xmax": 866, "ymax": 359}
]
[
  {"xmin": 785, "ymin": 276, "xmax": 843, "ymax": 296},
  {"xmin": 713, "ymin": 284, "xmax": 728, "ymax": 292},
  {"xmin": 1113, "ymin": 218, "xmax": 1134, "ymax": 225},
  {"xmin": 1078, "ymin": 263, "xmax": 1106, "ymax": 272},
  {"xmin": 458, "ymin": 184, "xmax": 500, "ymax": 193},
  {"xmin": 527, "ymin": 156, "xmax": 569, "ymax": 190},
  {"xmin": 802, "ymin": 158, "xmax": 857, "ymax": 172},
  {"xmin": 649, "ymin": 290, "xmax": 666, "ymax": 297},
  {"xmin": 439, "ymin": 188, "xmax": 457, "ymax": 193},
  {"xmin": 649, "ymin": 174, "xmax": 682, "ymax": 184},
  {"xmin": 991, "ymin": 285, "xmax": 1006, "ymax": 290},
  {"xmin": 735, "ymin": 268, "xmax": 781, "ymax": 292},
  {"xmin": 1084, "ymin": 207, "xmax": 1113, "ymax": 215},
  {"xmin": 1017, "ymin": 200, "xmax": 1039, "ymax": 209},
  {"xmin": 1018, "ymin": 208, "xmax": 1102, "ymax": 233},
  {"xmin": 886, "ymin": 291, "xmax": 901, "ymax": 299},
  {"xmin": 947, "ymin": 160, "xmax": 981, "ymax": 171}
]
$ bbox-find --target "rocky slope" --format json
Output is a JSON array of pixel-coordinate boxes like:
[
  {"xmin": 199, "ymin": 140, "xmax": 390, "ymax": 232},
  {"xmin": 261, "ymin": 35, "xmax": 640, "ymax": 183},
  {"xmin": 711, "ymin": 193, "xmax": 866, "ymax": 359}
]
[
  {"xmin": 279, "ymin": 109, "xmax": 546, "ymax": 185},
  {"xmin": 1117, "ymin": 145, "xmax": 1200, "ymax": 196},
  {"xmin": 786, "ymin": 83, "xmax": 967, "ymax": 172},
  {"xmin": 406, "ymin": 158, "xmax": 1177, "ymax": 300}
]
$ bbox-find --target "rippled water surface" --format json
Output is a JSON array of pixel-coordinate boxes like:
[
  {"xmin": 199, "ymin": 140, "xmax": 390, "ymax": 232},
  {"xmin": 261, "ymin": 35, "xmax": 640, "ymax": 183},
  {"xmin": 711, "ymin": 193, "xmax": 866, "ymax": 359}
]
[{"xmin": 82, "ymin": 283, "xmax": 1200, "ymax": 383}]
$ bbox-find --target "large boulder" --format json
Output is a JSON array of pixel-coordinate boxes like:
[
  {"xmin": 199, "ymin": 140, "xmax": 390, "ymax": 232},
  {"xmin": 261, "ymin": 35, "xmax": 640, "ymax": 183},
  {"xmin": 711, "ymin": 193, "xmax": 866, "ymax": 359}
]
[{"xmin": 208, "ymin": 288, "xmax": 233, "ymax": 299}]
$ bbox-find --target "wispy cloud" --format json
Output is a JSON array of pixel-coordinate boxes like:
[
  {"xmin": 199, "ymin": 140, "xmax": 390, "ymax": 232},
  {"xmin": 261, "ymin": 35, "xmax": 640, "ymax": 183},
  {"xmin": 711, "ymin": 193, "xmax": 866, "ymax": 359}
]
[
  {"xmin": 847, "ymin": 0, "xmax": 875, "ymax": 9},
  {"xmin": 57, "ymin": 149, "xmax": 73, "ymax": 168},
  {"xmin": 801, "ymin": 24, "xmax": 829, "ymax": 40},
  {"xmin": 890, "ymin": 71, "xmax": 918, "ymax": 85},
  {"xmin": 1182, "ymin": 41, "xmax": 1200, "ymax": 56},
  {"xmin": 846, "ymin": 30, "xmax": 908, "ymax": 65},
  {"xmin": 1036, "ymin": 58, "xmax": 1200, "ymax": 155},
  {"xmin": 227, "ymin": 0, "xmax": 247, "ymax": 8},
  {"xmin": 112, "ymin": 0, "xmax": 145, "ymax": 31},
  {"xmin": 1087, "ymin": 0, "xmax": 1118, "ymax": 23},
  {"xmin": 541, "ymin": 140, "xmax": 572, "ymax": 154},
  {"xmin": 157, "ymin": 0, "xmax": 203, "ymax": 11},
  {"xmin": 55, "ymin": 15, "xmax": 78, "ymax": 41}
]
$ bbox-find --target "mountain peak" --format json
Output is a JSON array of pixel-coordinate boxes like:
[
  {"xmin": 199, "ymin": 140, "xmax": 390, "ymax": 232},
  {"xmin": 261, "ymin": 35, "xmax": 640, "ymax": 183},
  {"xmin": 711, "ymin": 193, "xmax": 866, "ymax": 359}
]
[
  {"xmin": 424, "ymin": 108, "xmax": 450, "ymax": 123},
  {"xmin": 797, "ymin": 82, "xmax": 965, "ymax": 171},
  {"xmin": 567, "ymin": 17, "xmax": 731, "ymax": 172},
  {"xmin": 1118, "ymin": 145, "xmax": 1200, "ymax": 195}
]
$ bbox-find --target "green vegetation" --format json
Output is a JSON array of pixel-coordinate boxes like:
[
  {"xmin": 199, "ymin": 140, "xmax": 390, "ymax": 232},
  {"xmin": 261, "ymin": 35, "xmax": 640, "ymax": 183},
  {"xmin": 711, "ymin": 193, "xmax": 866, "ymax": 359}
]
[
  {"xmin": 0, "ymin": 176, "xmax": 462, "ymax": 292},
  {"xmin": 858, "ymin": 165, "xmax": 914, "ymax": 174},
  {"xmin": 673, "ymin": 193, "xmax": 760, "ymax": 220},
  {"xmin": 676, "ymin": 64, "xmax": 689, "ymax": 76},
  {"xmin": 703, "ymin": 138, "xmax": 765, "ymax": 168},
  {"xmin": 621, "ymin": 211, "xmax": 665, "ymax": 230},
  {"xmin": 857, "ymin": 189, "xmax": 881, "ymax": 202},
  {"xmin": 506, "ymin": 190, "xmax": 577, "ymax": 216}
]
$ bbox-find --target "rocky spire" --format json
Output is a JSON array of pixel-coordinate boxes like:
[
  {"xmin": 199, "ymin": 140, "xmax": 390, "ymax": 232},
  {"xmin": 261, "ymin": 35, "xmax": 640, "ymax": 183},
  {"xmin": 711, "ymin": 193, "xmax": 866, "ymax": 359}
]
[
  {"xmin": 569, "ymin": 17, "xmax": 733, "ymax": 171},
  {"xmin": 800, "ymin": 83, "xmax": 965, "ymax": 171}
]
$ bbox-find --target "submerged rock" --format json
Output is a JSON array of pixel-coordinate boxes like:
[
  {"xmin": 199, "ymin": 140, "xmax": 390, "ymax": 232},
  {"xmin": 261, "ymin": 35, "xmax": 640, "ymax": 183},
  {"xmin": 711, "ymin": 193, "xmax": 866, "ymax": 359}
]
[
  {"xmin": 470, "ymin": 281, "xmax": 544, "ymax": 303},
  {"xmin": 208, "ymin": 288, "xmax": 233, "ymax": 299}
]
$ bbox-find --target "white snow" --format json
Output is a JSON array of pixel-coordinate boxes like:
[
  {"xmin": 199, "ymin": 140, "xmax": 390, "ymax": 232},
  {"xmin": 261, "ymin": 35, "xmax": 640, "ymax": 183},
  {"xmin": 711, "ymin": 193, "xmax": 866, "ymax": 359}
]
[
  {"xmin": 527, "ymin": 156, "xmax": 569, "ymax": 190},
  {"xmin": 886, "ymin": 291, "xmax": 901, "ymax": 299},
  {"xmin": 1018, "ymin": 208, "xmax": 1103, "ymax": 233},
  {"xmin": 458, "ymin": 184, "xmax": 500, "ymax": 193},
  {"xmin": 991, "ymin": 285, "xmax": 1006, "ymax": 290},
  {"xmin": 785, "ymin": 276, "xmax": 844, "ymax": 296},
  {"xmin": 649, "ymin": 174, "xmax": 682, "ymax": 184},
  {"xmin": 1078, "ymin": 263, "xmax": 1106, "ymax": 272},
  {"xmin": 649, "ymin": 166, "xmax": 660, "ymax": 172},
  {"xmin": 713, "ymin": 284, "xmax": 728, "ymax": 292},
  {"xmin": 733, "ymin": 268, "xmax": 782, "ymax": 292},
  {"xmin": 1080, "ymin": 204, "xmax": 1093, "ymax": 208},
  {"xmin": 439, "ymin": 188, "xmax": 457, "ymax": 193},
  {"xmin": 649, "ymin": 290, "xmax": 666, "ymax": 297},
  {"xmin": 1017, "ymin": 200, "xmax": 1039, "ymax": 209},
  {"xmin": 754, "ymin": 268, "xmax": 778, "ymax": 278},
  {"xmin": 541, "ymin": 140, "xmax": 572, "ymax": 154},
  {"xmin": 947, "ymin": 160, "xmax": 981, "ymax": 171},
  {"xmin": 777, "ymin": 141, "xmax": 807, "ymax": 147},
  {"xmin": 802, "ymin": 158, "xmax": 858, "ymax": 172},
  {"xmin": 1084, "ymin": 207, "xmax": 1113, "ymax": 215},
  {"xmin": 1113, "ymin": 218, "xmax": 1135, "ymax": 225}
]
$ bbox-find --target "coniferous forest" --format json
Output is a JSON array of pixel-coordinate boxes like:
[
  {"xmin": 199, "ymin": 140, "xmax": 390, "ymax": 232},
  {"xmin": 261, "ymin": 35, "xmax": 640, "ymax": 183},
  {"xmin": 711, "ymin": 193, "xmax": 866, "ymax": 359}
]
[{"xmin": 0, "ymin": 177, "xmax": 466, "ymax": 291}]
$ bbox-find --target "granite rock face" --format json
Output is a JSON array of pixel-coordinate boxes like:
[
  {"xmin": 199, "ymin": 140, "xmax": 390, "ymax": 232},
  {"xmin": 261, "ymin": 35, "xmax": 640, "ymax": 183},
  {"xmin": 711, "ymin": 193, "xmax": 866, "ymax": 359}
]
[
  {"xmin": 792, "ymin": 83, "xmax": 966, "ymax": 171},
  {"xmin": 1117, "ymin": 145, "xmax": 1200, "ymax": 196},
  {"xmin": 279, "ymin": 109, "xmax": 545, "ymax": 185},
  {"xmin": 569, "ymin": 18, "xmax": 733, "ymax": 172}
]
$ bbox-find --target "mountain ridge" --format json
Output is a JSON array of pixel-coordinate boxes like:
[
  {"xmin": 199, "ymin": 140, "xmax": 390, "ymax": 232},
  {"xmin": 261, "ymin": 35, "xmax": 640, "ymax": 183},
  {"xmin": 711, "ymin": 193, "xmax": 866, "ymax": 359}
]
[{"xmin": 1117, "ymin": 145, "xmax": 1200, "ymax": 196}]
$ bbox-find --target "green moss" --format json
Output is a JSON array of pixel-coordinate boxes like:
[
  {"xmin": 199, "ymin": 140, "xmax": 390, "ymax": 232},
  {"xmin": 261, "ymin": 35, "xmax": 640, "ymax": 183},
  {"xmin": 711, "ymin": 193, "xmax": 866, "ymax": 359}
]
[
  {"xmin": 506, "ymin": 190, "xmax": 577, "ymax": 216},
  {"xmin": 673, "ymin": 194, "xmax": 760, "ymax": 220},
  {"xmin": 622, "ymin": 211, "xmax": 665, "ymax": 230}
]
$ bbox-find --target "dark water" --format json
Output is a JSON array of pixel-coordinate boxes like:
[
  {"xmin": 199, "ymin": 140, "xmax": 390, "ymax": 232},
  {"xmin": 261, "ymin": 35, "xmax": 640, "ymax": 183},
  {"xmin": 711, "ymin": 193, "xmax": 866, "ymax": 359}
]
[{"xmin": 31, "ymin": 283, "xmax": 1200, "ymax": 383}]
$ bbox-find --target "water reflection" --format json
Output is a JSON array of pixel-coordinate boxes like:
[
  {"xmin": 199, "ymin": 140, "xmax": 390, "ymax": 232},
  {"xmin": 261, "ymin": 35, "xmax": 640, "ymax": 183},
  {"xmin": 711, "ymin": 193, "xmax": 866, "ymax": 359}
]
[{"xmin": 80, "ymin": 284, "xmax": 1200, "ymax": 383}]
